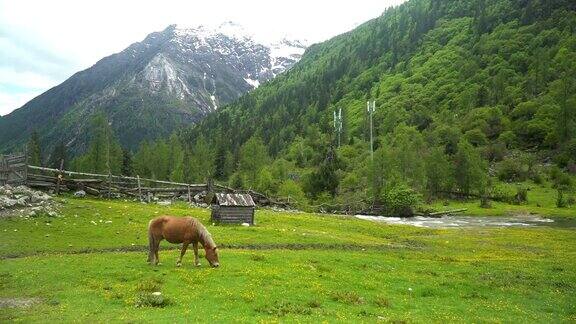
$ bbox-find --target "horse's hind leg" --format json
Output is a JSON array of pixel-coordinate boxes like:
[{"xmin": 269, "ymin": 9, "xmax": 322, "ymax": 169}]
[
  {"xmin": 153, "ymin": 239, "xmax": 161, "ymax": 265},
  {"xmin": 147, "ymin": 232, "xmax": 155, "ymax": 264},
  {"xmin": 177, "ymin": 242, "xmax": 189, "ymax": 267}
]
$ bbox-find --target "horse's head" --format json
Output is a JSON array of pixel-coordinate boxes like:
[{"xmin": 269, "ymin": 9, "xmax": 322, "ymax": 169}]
[{"xmin": 204, "ymin": 246, "xmax": 220, "ymax": 268}]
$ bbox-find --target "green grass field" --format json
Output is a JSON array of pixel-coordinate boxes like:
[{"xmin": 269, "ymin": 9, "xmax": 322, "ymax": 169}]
[{"xmin": 1, "ymin": 197, "xmax": 575, "ymax": 322}]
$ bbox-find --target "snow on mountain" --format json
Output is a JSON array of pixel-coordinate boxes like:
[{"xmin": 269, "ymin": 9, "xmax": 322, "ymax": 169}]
[{"xmin": 170, "ymin": 21, "xmax": 308, "ymax": 87}]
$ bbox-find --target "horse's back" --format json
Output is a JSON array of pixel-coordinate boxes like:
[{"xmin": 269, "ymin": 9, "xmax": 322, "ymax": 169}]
[{"xmin": 150, "ymin": 215, "xmax": 197, "ymax": 243}]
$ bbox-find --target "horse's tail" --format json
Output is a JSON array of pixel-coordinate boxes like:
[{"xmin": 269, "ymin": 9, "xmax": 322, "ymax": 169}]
[{"xmin": 147, "ymin": 219, "xmax": 156, "ymax": 262}]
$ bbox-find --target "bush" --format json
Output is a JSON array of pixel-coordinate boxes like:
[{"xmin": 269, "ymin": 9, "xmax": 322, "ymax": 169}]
[
  {"xmin": 134, "ymin": 292, "xmax": 170, "ymax": 308},
  {"xmin": 381, "ymin": 184, "xmax": 422, "ymax": 217},
  {"xmin": 278, "ymin": 180, "xmax": 308, "ymax": 210},
  {"xmin": 554, "ymin": 139, "xmax": 576, "ymax": 167},
  {"xmin": 556, "ymin": 190, "xmax": 567, "ymax": 208},
  {"xmin": 550, "ymin": 167, "xmax": 572, "ymax": 191},
  {"xmin": 529, "ymin": 166, "xmax": 544, "ymax": 184},
  {"xmin": 483, "ymin": 142, "xmax": 507, "ymax": 162},
  {"xmin": 464, "ymin": 129, "xmax": 488, "ymax": 146},
  {"xmin": 497, "ymin": 158, "xmax": 528, "ymax": 182},
  {"xmin": 498, "ymin": 131, "xmax": 517, "ymax": 148},
  {"xmin": 513, "ymin": 187, "xmax": 528, "ymax": 205}
]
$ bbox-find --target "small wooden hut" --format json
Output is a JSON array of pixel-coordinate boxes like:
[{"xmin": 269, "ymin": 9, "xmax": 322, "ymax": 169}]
[{"xmin": 210, "ymin": 193, "xmax": 256, "ymax": 225}]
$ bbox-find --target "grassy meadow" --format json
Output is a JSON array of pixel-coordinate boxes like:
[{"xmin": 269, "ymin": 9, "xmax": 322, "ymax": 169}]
[{"xmin": 0, "ymin": 196, "xmax": 575, "ymax": 322}]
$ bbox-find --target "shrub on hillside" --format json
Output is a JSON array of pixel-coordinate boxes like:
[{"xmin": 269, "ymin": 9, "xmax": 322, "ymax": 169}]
[
  {"xmin": 380, "ymin": 183, "xmax": 422, "ymax": 217},
  {"xmin": 497, "ymin": 158, "xmax": 528, "ymax": 182}
]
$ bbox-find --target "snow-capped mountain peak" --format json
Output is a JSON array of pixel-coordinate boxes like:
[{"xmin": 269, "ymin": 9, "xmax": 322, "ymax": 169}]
[
  {"xmin": 163, "ymin": 21, "xmax": 306, "ymax": 90},
  {"xmin": 0, "ymin": 22, "xmax": 308, "ymax": 154}
]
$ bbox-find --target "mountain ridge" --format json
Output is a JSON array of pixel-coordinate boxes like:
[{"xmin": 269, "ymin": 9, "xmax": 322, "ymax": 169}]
[{"xmin": 0, "ymin": 22, "xmax": 307, "ymax": 154}]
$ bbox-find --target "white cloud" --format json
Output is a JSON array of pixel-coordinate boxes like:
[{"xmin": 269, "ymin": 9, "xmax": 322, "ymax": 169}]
[
  {"xmin": 0, "ymin": 91, "xmax": 39, "ymax": 116},
  {"xmin": 0, "ymin": 0, "xmax": 406, "ymax": 116},
  {"xmin": 0, "ymin": 67, "xmax": 58, "ymax": 90}
]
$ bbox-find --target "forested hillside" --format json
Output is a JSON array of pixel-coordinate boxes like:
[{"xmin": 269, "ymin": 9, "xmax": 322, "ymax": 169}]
[{"xmin": 73, "ymin": 0, "xmax": 576, "ymax": 212}]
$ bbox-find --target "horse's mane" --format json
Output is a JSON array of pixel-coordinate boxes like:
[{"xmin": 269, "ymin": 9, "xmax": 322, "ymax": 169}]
[{"xmin": 191, "ymin": 218, "xmax": 216, "ymax": 248}]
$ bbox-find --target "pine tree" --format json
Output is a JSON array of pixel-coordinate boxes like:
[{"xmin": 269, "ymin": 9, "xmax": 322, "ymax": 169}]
[
  {"xmin": 133, "ymin": 141, "xmax": 152, "ymax": 177},
  {"xmin": 27, "ymin": 131, "xmax": 42, "ymax": 166},
  {"xmin": 48, "ymin": 141, "xmax": 67, "ymax": 169},
  {"xmin": 186, "ymin": 135, "xmax": 215, "ymax": 183},
  {"xmin": 552, "ymin": 48, "xmax": 576, "ymax": 144},
  {"xmin": 239, "ymin": 136, "xmax": 269, "ymax": 188},
  {"xmin": 425, "ymin": 147, "xmax": 454, "ymax": 197},
  {"xmin": 121, "ymin": 149, "xmax": 134, "ymax": 176},
  {"xmin": 303, "ymin": 146, "xmax": 341, "ymax": 198},
  {"xmin": 78, "ymin": 113, "xmax": 123, "ymax": 174}
]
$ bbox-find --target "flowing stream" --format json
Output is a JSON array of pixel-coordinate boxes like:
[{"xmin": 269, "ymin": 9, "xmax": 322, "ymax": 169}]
[{"xmin": 355, "ymin": 214, "xmax": 576, "ymax": 229}]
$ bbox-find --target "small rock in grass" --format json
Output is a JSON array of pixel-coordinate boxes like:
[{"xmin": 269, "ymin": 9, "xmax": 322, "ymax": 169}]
[
  {"xmin": 241, "ymin": 223, "xmax": 250, "ymax": 227},
  {"xmin": 152, "ymin": 292, "xmax": 162, "ymax": 296},
  {"xmin": 105, "ymin": 220, "xmax": 112, "ymax": 224},
  {"xmin": 13, "ymin": 229, "xmax": 18, "ymax": 232}
]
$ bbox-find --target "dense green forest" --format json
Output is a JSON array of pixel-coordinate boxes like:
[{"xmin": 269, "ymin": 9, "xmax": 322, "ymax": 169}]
[{"xmin": 35, "ymin": 0, "xmax": 576, "ymax": 213}]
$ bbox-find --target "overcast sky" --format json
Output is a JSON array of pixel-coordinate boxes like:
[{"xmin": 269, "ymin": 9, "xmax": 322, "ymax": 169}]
[{"xmin": 0, "ymin": 0, "xmax": 406, "ymax": 116}]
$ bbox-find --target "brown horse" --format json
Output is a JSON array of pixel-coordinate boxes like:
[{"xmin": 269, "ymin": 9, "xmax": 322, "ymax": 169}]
[{"xmin": 147, "ymin": 216, "xmax": 220, "ymax": 268}]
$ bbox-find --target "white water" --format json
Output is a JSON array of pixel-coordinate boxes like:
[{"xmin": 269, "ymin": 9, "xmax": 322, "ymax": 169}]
[{"xmin": 355, "ymin": 215, "xmax": 557, "ymax": 229}]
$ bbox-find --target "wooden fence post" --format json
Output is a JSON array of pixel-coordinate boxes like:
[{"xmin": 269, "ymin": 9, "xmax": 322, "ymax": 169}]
[
  {"xmin": 187, "ymin": 184, "xmax": 192, "ymax": 203},
  {"xmin": 137, "ymin": 175, "xmax": 142, "ymax": 201},
  {"xmin": 0, "ymin": 154, "xmax": 5, "ymax": 186},
  {"xmin": 55, "ymin": 159, "xmax": 64, "ymax": 195},
  {"xmin": 108, "ymin": 171, "xmax": 113, "ymax": 198},
  {"xmin": 24, "ymin": 146, "xmax": 29, "ymax": 186}
]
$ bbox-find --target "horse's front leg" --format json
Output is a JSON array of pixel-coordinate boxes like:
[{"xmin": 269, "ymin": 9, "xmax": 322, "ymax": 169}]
[
  {"xmin": 192, "ymin": 241, "xmax": 201, "ymax": 266},
  {"xmin": 177, "ymin": 242, "xmax": 189, "ymax": 267}
]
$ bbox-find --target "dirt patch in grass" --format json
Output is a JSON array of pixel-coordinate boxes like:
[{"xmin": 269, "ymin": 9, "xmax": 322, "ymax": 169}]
[
  {"xmin": 255, "ymin": 301, "xmax": 317, "ymax": 316},
  {"xmin": 331, "ymin": 291, "xmax": 364, "ymax": 305},
  {"xmin": 0, "ymin": 242, "xmax": 418, "ymax": 260},
  {"xmin": 0, "ymin": 297, "xmax": 41, "ymax": 308},
  {"xmin": 374, "ymin": 295, "xmax": 391, "ymax": 307}
]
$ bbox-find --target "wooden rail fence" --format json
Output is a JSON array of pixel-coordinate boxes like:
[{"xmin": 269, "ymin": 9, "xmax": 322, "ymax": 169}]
[
  {"xmin": 0, "ymin": 152, "xmax": 27, "ymax": 186},
  {"xmin": 25, "ymin": 165, "xmax": 289, "ymax": 207}
]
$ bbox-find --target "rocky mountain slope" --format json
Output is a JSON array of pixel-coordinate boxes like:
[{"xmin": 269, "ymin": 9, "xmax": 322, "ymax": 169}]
[{"xmin": 0, "ymin": 22, "xmax": 306, "ymax": 154}]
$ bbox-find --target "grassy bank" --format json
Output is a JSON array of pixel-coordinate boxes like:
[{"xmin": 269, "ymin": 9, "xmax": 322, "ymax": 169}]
[
  {"xmin": 427, "ymin": 181, "xmax": 576, "ymax": 217},
  {"xmin": 1, "ymin": 197, "xmax": 575, "ymax": 322}
]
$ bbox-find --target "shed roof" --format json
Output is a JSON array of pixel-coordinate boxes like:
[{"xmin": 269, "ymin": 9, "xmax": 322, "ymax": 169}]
[{"xmin": 214, "ymin": 193, "xmax": 255, "ymax": 207}]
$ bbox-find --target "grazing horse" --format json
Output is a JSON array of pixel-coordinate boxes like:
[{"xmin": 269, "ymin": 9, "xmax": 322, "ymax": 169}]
[{"xmin": 147, "ymin": 216, "xmax": 220, "ymax": 268}]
